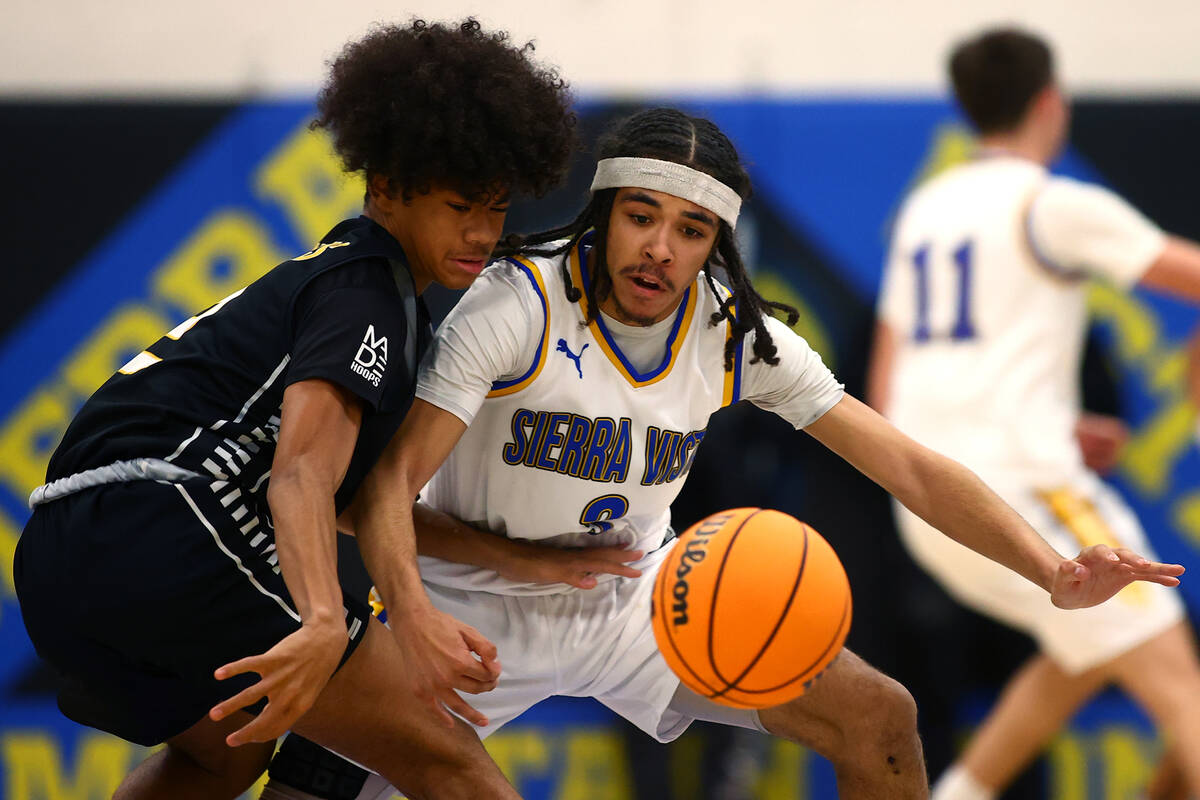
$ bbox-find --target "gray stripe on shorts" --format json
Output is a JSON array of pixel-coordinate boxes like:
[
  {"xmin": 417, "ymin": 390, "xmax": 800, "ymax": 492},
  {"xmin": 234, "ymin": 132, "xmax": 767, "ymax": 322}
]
[{"xmin": 29, "ymin": 459, "xmax": 202, "ymax": 508}]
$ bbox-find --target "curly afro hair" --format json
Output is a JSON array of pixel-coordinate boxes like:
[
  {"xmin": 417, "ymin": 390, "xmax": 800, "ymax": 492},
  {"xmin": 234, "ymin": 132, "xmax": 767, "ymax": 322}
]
[{"xmin": 313, "ymin": 18, "xmax": 576, "ymax": 200}]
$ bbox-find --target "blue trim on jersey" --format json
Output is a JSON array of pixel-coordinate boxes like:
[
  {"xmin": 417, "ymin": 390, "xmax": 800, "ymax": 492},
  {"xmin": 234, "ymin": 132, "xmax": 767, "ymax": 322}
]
[
  {"xmin": 489, "ymin": 258, "xmax": 549, "ymax": 392},
  {"xmin": 577, "ymin": 236, "xmax": 692, "ymax": 383},
  {"xmin": 731, "ymin": 331, "xmax": 744, "ymax": 403},
  {"xmin": 1024, "ymin": 190, "xmax": 1088, "ymax": 282}
]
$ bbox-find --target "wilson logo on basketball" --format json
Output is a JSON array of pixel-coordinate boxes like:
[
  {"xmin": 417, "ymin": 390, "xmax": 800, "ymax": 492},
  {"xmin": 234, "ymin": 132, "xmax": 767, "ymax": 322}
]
[
  {"xmin": 670, "ymin": 511, "xmax": 733, "ymax": 626},
  {"xmin": 652, "ymin": 507, "xmax": 852, "ymax": 710}
]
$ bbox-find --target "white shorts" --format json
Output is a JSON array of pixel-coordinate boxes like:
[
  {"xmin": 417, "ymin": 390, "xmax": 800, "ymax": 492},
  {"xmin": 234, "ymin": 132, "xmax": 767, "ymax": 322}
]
[
  {"xmin": 894, "ymin": 470, "xmax": 1183, "ymax": 674},
  {"xmin": 424, "ymin": 545, "xmax": 691, "ymax": 743}
]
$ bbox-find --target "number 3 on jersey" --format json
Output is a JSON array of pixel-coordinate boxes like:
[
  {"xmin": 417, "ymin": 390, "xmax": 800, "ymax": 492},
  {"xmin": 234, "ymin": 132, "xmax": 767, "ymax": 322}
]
[
  {"xmin": 581, "ymin": 494, "xmax": 630, "ymax": 535},
  {"xmin": 911, "ymin": 239, "xmax": 976, "ymax": 342}
]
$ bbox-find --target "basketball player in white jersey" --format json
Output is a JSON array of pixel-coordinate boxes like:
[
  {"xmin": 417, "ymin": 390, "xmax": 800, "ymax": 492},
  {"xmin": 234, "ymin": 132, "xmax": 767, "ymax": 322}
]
[
  {"xmin": 869, "ymin": 27, "xmax": 1200, "ymax": 800},
  {"xmin": 263, "ymin": 107, "xmax": 1183, "ymax": 800}
]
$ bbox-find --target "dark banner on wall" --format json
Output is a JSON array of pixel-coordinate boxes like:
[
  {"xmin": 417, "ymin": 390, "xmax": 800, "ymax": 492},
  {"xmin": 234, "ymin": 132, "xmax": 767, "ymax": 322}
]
[{"xmin": 1, "ymin": 98, "xmax": 1197, "ymax": 800}]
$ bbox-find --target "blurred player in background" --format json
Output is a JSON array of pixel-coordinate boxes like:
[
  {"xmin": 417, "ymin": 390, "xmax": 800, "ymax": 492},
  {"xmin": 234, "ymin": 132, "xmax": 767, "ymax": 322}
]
[
  {"xmin": 869, "ymin": 26, "xmax": 1200, "ymax": 800},
  {"xmin": 13, "ymin": 19, "xmax": 575, "ymax": 800},
  {"xmin": 263, "ymin": 107, "xmax": 1181, "ymax": 800}
]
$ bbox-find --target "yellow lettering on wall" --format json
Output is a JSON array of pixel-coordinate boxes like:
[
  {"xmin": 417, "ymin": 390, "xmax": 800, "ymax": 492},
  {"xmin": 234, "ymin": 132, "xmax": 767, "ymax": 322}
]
[
  {"xmin": 1098, "ymin": 728, "xmax": 1157, "ymax": 800},
  {"xmin": 1086, "ymin": 283, "xmax": 1196, "ymax": 497},
  {"xmin": 1149, "ymin": 348, "xmax": 1186, "ymax": 394},
  {"xmin": 556, "ymin": 730, "xmax": 633, "ymax": 800},
  {"xmin": 0, "ymin": 390, "xmax": 74, "ymax": 503},
  {"xmin": 152, "ymin": 212, "xmax": 282, "ymax": 315},
  {"xmin": 666, "ymin": 732, "xmax": 703, "ymax": 800},
  {"xmin": 1172, "ymin": 491, "xmax": 1200, "ymax": 548},
  {"xmin": 756, "ymin": 739, "xmax": 810, "ymax": 800},
  {"xmin": 484, "ymin": 729, "xmax": 551, "ymax": 787},
  {"xmin": 61, "ymin": 306, "xmax": 174, "ymax": 400},
  {"xmin": 3, "ymin": 732, "xmax": 135, "ymax": 800},
  {"xmin": 1122, "ymin": 399, "xmax": 1196, "ymax": 495},
  {"xmin": 256, "ymin": 125, "xmax": 363, "ymax": 246},
  {"xmin": 1047, "ymin": 732, "xmax": 1088, "ymax": 800},
  {"xmin": 1088, "ymin": 283, "xmax": 1159, "ymax": 365},
  {"xmin": 754, "ymin": 270, "xmax": 836, "ymax": 369},
  {"xmin": 913, "ymin": 124, "xmax": 976, "ymax": 185}
]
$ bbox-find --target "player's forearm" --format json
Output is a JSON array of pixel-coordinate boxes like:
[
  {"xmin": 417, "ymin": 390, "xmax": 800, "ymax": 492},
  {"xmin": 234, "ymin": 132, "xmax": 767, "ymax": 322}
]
[
  {"xmin": 348, "ymin": 447, "xmax": 435, "ymax": 622},
  {"xmin": 1139, "ymin": 236, "xmax": 1200, "ymax": 302},
  {"xmin": 413, "ymin": 502, "xmax": 515, "ymax": 572},
  {"xmin": 898, "ymin": 448, "xmax": 1060, "ymax": 592},
  {"xmin": 807, "ymin": 396, "xmax": 1062, "ymax": 593},
  {"xmin": 266, "ymin": 465, "xmax": 345, "ymax": 629},
  {"xmin": 865, "ymin": 321, "xmax": 895, "ymax": 413}
]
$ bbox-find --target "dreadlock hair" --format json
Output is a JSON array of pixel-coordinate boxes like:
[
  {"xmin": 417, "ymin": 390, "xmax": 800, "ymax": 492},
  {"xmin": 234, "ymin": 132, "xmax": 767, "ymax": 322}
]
[{"xmin": 495, "ymin": 107, "xmax": 799, "ymax": 371}]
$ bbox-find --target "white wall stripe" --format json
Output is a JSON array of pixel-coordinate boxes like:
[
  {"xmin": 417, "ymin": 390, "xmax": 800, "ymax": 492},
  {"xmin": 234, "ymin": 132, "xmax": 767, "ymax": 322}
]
[{"xmin": 172, "ymin": 484, "xmax": 299, "ymax": 623}]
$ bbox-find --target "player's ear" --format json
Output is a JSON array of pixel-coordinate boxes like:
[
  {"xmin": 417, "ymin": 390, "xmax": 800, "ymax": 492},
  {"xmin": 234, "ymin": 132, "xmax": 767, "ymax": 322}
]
[
  {"xmin": 367, "ymin": 173, "xmax": 397, "ymax": 210},
  {"xmin": 1031, "ymin": 84, "xmax": 1061, "ymax": 118}
]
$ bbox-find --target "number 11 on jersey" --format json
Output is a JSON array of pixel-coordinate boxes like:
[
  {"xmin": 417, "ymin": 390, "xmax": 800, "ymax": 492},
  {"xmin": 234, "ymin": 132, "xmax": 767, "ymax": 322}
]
[{"xmin": 911, "ymin": 239, "xmax": 976, "ymax": 343}]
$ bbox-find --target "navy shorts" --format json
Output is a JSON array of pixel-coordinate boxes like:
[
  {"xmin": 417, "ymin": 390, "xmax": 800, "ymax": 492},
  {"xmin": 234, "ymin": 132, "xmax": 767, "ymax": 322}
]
[{"xmin": 14, "ymin": 477, "xmax": 372, "ymax": 746}]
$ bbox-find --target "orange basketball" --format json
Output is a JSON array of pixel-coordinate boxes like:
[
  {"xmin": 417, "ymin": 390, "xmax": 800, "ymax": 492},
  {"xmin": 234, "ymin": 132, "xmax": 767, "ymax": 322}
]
[{"xmin": 651, "ymin": 507, "xmax": 852, "ymax": 708}]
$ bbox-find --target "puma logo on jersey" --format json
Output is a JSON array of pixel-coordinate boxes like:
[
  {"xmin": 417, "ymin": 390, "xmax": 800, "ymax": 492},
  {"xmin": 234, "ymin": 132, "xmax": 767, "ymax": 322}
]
[
  {"xmin": 556, "ymin": 338, "xmax": 588, "ymax": 378},
  {"xmin": 351, "ymin": 324, "xmax": 388, "ymax": 387}
]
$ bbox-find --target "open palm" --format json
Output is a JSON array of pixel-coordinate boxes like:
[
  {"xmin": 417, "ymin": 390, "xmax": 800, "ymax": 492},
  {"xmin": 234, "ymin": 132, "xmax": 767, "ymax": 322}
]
[{"xmin": 1050, "ymin": 544, "xmax": 1184, "ymax": 609}]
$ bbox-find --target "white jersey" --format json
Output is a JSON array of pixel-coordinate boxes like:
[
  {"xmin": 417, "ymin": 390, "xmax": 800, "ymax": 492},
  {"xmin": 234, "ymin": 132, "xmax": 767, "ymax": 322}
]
[
  {"xmin": 878, "ymin": 155, "xmax": 1165, "ymax": 487},
  {"xmin": 416, "ymin": 234, "xmax": 844, "ymax": 594}
]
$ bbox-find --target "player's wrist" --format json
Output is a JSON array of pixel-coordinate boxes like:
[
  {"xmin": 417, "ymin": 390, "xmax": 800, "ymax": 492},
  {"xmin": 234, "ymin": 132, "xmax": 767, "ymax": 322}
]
[
  {"xmin": 299, "ymin": 606, "xmax": 346, "ymax": 633},
  {"xmin": 482, "ymin": 535, "xmax": 532, "ymax": 577},
  {"xmin": 380, "ymin": 590, "xmax": 436, "ymax": 625}
]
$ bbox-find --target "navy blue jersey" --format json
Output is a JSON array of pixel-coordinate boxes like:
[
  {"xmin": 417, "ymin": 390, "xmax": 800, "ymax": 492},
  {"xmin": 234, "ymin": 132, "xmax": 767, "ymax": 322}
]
[{"xmin": 48, "ymin": 216, "xmax": 431, "ymax": 512}]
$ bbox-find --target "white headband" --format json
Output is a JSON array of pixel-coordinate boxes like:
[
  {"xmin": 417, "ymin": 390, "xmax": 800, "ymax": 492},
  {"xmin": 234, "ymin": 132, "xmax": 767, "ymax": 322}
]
[{"xmin": 590, "ymin": 157, "xmax": 741, "ymax": 229}]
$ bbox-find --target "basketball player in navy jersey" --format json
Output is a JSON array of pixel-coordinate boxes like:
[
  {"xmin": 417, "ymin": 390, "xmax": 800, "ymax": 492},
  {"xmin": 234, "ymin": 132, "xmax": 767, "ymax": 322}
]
[
  {"xmin": 266, "ymin": 107, "xmax": 1183, "ymax": 800},
  {"xmin": 13, "ymin": 19, "xmax": 574, "ymax": 800}
]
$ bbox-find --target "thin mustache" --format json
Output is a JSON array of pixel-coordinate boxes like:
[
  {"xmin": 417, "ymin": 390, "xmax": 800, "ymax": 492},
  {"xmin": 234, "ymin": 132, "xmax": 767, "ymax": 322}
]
[{"xmin": 618, "ymin": 264, "xmax": 674, "ymax": 291}]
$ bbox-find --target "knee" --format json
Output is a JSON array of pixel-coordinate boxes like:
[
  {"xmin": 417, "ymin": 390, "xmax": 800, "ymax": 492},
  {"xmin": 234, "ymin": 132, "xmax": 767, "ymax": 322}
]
[
  {"xmin": 837, "ymin": 672, "xmax": 921, "ymax": 768},
  {"xmin": 174, "ymin": 737, "xmax": 275, "ymax": 795}
]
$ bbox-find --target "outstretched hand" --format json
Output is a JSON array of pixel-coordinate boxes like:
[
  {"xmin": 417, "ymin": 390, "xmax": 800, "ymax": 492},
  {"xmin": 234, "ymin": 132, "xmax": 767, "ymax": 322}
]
[
  {"xmin": 1050, "ymin": 544, "xmax": 1185, "ymax": 610},
  {"xmin": 494, "ymin": 541, "xmax": 644, "ymax": 589},
  {"xmin": 210, "ymin": 619, "xmax": 347, "ymax": 747},
  {"xmin": 390, "ymin": 604, "xmax": 502, "ymax": 728}
]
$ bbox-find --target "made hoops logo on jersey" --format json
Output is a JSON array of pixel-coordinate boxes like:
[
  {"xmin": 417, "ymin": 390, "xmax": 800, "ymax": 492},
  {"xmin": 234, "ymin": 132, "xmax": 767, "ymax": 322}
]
[{"xmin": 351, "ymin": 324, "xmax": 388, "ymax": 387}]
